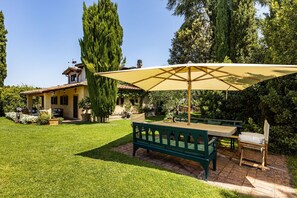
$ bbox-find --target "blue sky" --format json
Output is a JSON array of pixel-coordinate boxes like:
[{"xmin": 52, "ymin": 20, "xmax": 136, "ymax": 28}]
[
  {"xmin": 0, "ymin": 0, "xmax": 183, "ymax": 87},
  {"xmin": 0, "ymin": 1, "xmax": 266, "ymax": 87}
]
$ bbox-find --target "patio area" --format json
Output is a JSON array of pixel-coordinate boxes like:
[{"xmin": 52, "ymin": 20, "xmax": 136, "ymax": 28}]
[{"xmin": 114, "ymin": 143, "xmax": 296, "ymax": 198}]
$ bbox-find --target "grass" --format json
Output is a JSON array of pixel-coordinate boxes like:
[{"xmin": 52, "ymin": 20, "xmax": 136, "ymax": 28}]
[
  {"xmin": 0, "ymin": 117, "xmax": 250, "ymax": 197},
  {"xmin": 288, "ymin": 156, "xmax": 297, "ymax": 193}
]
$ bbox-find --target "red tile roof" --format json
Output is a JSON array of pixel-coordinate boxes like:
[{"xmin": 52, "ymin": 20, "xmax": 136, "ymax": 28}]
[{"xmin": 21, "ymin": 81, "xmax": 141, "ymax": 95}]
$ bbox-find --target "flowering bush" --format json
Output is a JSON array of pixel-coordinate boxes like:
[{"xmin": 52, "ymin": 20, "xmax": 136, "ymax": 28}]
[
  {"xmin": 5, "ymin": 112, "xmax": 17, "ymax": 122},
  {"xmin": 5, "ymin": 112, "xmax": 38, "ymax": 124},
  {"xmin": 20, "ymin": 114, "xmax": 38, "ymax": 124}
]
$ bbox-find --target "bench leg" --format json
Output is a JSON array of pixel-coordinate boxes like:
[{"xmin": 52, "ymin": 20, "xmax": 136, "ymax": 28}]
[
  {"xmin": 239, "ymin": 147, "xmax": 244, "ymax": 166},
  {"xmin": 133, "ymin": 145, "xmax": 138, "ymax": 157},
  {"xmin": 230, "ymin": 138, "xmax": 234, "ymax": 150},
  {"xmin": 203, "ymin": 164, "xmax": 209, "ymax": 181},
  {"xmin": 212, "ymin": 158, "xmax": 217, "ymax": 171}
]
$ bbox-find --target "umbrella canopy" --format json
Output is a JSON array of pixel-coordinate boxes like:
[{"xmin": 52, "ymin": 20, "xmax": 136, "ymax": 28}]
[{"xmin": 96, "ymin": 63, "xmax": 297, "ymax": 124}]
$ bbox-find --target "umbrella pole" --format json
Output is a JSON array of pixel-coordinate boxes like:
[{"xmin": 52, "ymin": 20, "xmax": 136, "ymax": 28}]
[{"xmin": 187, "ymin": 67, "xmax": 191, "ymax": 125}]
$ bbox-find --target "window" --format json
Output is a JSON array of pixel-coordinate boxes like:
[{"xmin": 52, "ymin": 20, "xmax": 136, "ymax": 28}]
[
  {"xmin": 60, "ymin": 95, "xmax": 68, "ymax": 105},
  {"xmin": 51, "ymin": 96, "xmax": 57, "ymax": 105},
  {"xmin": 116, "ymin": 98, "xmax": 120, "ymax": 105},
  {"xmin": 71, "ymin": 74, "xmax": 77, "ymax": 82},
  {"xmin": 120, "ymin": 98, "xmax": 124, "ymax": 106}
]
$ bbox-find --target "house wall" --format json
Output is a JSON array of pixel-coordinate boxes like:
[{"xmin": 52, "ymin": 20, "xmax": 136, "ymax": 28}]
[
  {"xmin": 25, "ymin": 86, "xmax": 148, "ymax": 120},
  {"xmin": 48, "ymin": 86, "xmax": 87, "ymax": 120},
  {"xmin": 67, "ymin": 70, "xmax": 86, "ymax": 84},
  {"xmin": 80, "ymin": 69, "xmax": 86, "ymax": 82}
]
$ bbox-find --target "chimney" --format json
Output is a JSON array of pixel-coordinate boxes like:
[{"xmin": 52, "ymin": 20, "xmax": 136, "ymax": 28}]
[{"xmin": 137, "ymin": 59, "xmax": 142, "ymax": 68}]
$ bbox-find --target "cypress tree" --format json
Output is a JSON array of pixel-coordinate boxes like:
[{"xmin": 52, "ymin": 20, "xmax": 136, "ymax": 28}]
[
  {"xmin": 0, "ymin": 11, "xmax": 8, "ymax": 116},
  {"xmin": 79, "ymin": 0, "xmax": 123, "ymax": 122},
  {"xmin": 0, "ymin": 11, "xmax": 7, "ymax": 87},
  {"xmin": 229, "ymin": 0, "xmax": 258, "ymax": 63},
  {"xmin": 214, "ymin": 0, "xmax": 230, "ymax": 62}
]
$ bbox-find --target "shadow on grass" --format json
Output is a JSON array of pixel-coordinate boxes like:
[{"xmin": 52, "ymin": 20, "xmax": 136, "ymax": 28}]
[
  {"xmin": 63, "ymin": 121, "xmax": 119, "ymax": 125},
  {"xmin": 76, "ymin": 133, "xmax": 250, "ymax": 198},
  {"xmin": 76, "ymin": 133, "xmax": 163, "ymax": 170}
]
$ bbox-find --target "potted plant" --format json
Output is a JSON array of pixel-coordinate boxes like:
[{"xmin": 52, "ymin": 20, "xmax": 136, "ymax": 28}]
[{"xmin": 78, "ymin": 97, "xmax": 92, "ymax": 121}]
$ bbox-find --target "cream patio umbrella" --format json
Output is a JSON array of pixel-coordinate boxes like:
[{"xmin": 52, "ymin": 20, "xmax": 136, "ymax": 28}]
[{"xmin": 96, "ymin": 63, "xmax": 297, "ymax": 125}]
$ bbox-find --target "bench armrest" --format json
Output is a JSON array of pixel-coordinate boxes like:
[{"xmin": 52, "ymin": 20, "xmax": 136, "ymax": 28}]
[{"xmin": 208, "ymin": 137, "xmax": 217, "ymax": 146}]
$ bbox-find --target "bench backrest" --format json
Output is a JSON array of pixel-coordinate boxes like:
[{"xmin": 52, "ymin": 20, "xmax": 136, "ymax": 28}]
[{"xmin": 132, "ymin": 122, "xmax": 210, "ymax": 158}]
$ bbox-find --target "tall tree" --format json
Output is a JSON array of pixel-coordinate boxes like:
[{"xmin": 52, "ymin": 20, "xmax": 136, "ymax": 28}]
[
  {"xmin": 229, "ymin": 0, "xmax": 258, "ymax": 63},
  {"xmin": 79, "ymin": 0, "xmax": 123, "ymax": 122},
  {"xmin": 263, "ymin": 0, "xmax": 297, "ymax": 64},
  {"xmin": 168, "ymin": 15, "xmax": 213, "ymax": 64},
  {"xmin": 214, "ymin": 0, "xmax": 229, "ymax": 62},
  {"xmin": 260, "ymin": 0, "xmax": 297, "ymax": 154},
  {"xmin": 0, "ymin": 11, "xmax": 8, "ymax": 116}
]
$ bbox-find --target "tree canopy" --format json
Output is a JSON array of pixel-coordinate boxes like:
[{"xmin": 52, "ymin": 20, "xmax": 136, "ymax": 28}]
[{"xmin": 164, "ymin": 0, "xmax": 297, "ymax": 154}]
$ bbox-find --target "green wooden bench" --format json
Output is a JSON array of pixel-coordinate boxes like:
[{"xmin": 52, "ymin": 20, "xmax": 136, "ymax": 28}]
[
  {"xmin": 132, "ymin": 122, "xmax": 217, "ymax": 181},
  {"xmin": 174, "ymin": 116, "xmax": 243, "ymax": 150}
]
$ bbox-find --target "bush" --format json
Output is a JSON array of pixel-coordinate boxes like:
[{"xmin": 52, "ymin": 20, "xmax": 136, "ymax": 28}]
[
  {"xmin": 20, "ymin": 114, "xmax": 38, "ymax": 124},
  {"xmin": 58, "ymin": 117, "xmax": 64, "ymax": 124},
  {"xmin": 5, "ymin": 112, "xmax": 38, "ymax": 124},
  {"xmin": 1, "ymin": 85, "xmax": 40, "ymax": 114},
  {"xmin": 5, "ymin": 112, "xmax": 17, "ymax": 122},
  {"xmin": 37, "ymin": 114, "xmax": 50, "ymax": 125}
]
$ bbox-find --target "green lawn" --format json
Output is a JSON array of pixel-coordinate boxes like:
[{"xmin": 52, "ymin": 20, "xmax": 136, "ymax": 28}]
[{"xmin": 0, "ymin": 117, "xmax": 250, "ymax": 197}]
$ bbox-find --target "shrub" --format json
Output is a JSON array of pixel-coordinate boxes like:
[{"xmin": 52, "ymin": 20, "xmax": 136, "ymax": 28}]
[
  {"xmin": 5, "ymin": 112, "xmax": 17, "ymax": 122},
  {"xmin": 5, "ymin": 112, "xmax": 38, "ymax": 124},
  {"xmin": 37, "ymin": 114, "xmax": 50, "ymax": 125},
  {"xmin": 20, "ymin": 114, "xmax": 38, "ymax": 124},
  {"xmin": 58, "ymin": 117, "xmax": 64, "ymax": 124}
]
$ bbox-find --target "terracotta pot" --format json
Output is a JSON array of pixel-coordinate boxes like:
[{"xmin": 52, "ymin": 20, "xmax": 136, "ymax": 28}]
[{"xmin": 49, "ymin": 118, "xmax": 59, "ymax": 125}]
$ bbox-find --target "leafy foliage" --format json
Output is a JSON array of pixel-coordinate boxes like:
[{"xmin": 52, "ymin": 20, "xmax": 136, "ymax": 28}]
[
  {"xmin": 0, "ymin": 11, "xmax": 7, "ymax": 87},
  {"xmin": 78, "ymin": 96, "xmax": 91, "ymax": 110},
  {"xmin": 214, "ymin": 0, "xmax": 229, "ymax": 62},
  {"xmin": 80, "ymin": 0, "xmax": 123, "ymax": 122},
  {"xmin": 148, "ymin": 91, "xmax": 187, "ymax": 116},
  {"xmin": 229, "ymin": 0, "xmax": 259, "ymax": 63},
  {"xmin": 36, "ymin": 113, "xmax": 50, "ymax": 125},
  {"xmin": 0, "ymin": 11, "xmax": 8, "ymax": 115},
  {"xmin": 5, "ymin": 112, "xmax": 38, "ymax": 124},
  {"xmin": 0, "ymin": 85, "xmax": 39, "ymax": 114},
  {"xmin": 168, "ymin": 15, "xmax": 213, "ymax": 64},
  {"xmin": 262, "ymin": 0, "xmax": 297, "ymax": 64}
]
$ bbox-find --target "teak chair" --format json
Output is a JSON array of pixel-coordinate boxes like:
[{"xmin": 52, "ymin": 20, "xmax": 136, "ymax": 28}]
[{"xmin": 239, "ymin": 120, "xmax": 270, "ymax": 170}]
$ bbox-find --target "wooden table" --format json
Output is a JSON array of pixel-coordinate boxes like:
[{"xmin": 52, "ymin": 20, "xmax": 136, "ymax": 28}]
[{"xmin": 151, "ymin": 121, "xmax": 237, "ymax": 137}]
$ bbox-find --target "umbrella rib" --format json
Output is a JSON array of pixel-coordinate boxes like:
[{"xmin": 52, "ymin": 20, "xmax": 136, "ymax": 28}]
[
  {"xmin": 154, "ymin": 77, "xmax": 185, "ymax": 82},
  {"xmin": 146, "ymin": 67, "xmax": 186, "ymax": 91},
  {"xmin": 192, "ymin": 74, "xmax": 231, "ymax": 82},
  {"xmin": 192, "ymin": 66, "xmax": 224, "ymax": 81},
  {"xmin": 206, "ymin": 72, "xmax": 242, "ymax": 91},
  {"xmin": 160, "ymin": 68, "xmax": 188, "ymax": 81},
  {"xmin": 206, "ymin": 67, "xmax": 262, "ymax": 82},
  {"xmin": 131, "ymin": 67, "xmax": 183, "ymax": 85}
]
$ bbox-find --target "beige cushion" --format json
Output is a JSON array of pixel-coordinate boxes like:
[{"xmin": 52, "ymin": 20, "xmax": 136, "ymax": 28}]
[{"xmin": 239, "ymin": 132, "xmax": 265, "ymax": 144}]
